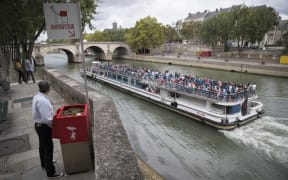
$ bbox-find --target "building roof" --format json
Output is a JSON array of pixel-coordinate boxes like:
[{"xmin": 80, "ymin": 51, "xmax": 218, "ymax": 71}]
[
  {"xmin": 278, "ymin": 20, "xmax": 288, "ymax": 30},
  {"xmin": 184, "ymin": 4, "xmax": 244, "ymax": 21},
  {"xmin": 184, "ymin": 10, "xmax": 208, "ymax": 21}
]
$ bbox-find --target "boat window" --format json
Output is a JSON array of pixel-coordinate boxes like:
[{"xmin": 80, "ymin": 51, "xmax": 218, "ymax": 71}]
[
  {"xmin": 170, "ymin": 92, "xmax": 180, "ymax": 98},
  {"xmin": 211, "ymin": 103, "xmax": 225, "ymax": 113},
  {"xmin": 211, "ymin": 103, "xmax": 225, "ymax": 110},
  {"xmin": 226, "ymin": 104, "xmax": 240, "ymax": 114}
]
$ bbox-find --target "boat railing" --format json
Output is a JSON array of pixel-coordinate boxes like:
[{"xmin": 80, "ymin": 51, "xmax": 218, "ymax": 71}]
[
  {"xmin": 89, "ymin": 67, "xmax": 256, "ymax": 103},
  {"xmin": 161, "ymin": 81, "xmax": 255, "ymax": 102}
]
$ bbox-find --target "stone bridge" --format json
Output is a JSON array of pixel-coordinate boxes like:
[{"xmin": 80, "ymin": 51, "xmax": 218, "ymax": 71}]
[{"xmin": 33, "ymin": 42, "xmax": 131, "ymax": 65}]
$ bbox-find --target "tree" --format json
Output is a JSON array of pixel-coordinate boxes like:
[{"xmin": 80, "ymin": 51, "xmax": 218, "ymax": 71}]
[
  {"xmin": 216, "ymin": 12, "xmax": 233, "ymax": 51},
  {"xmin": 163, "ymin": 24, "xmax": 181, "ymax": 43},
  {"xmin": 181, "ymin": 21, "xmax": 201, "ymax": 44},
  {"xmin": 229, "ymin": 6, "xmax": 251, "ymax": 51},
  {"xmin": 124, "ymin": 27, "xmax": 140, "ymax": 52},
  {"xmin": 0, "ymin": 0, "xmax": 26, "ymax": 86},
  {"xmin": 247, "ymin": 6, "xmax": 280, "ymax": 45},
  {"xmin": 125, "ymin": 16, "xmax": 164, "ymax": 54},
  {"xmin": 84, "ymin": 28, "xmax": 128, "ymax": 42},
  {"xmin": 199, "ymin": 16, "xmax": 219, "ymax": 53},
  {"xmin": 199, "ymin": 5, "xmax": 280, "ymax": 56},
  {"xmin": 175, "ymin": 20, "xmax": 183, "ymax": 43},
  {"xmin": 0, "ymin": 0, "xmax": 98, "ymax": 86},
  {"xmin": 229, "ymin": 5, "xmax": 280, "ymax": 55}
]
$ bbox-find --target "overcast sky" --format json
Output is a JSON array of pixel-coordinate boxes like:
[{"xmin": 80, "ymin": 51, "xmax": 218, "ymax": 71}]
[
  {"xmin": 91, "ymin": 0, "xmax": 288, "ymax": 31},
  {"xmin": 37, "ymin": 0, "xmax": 288, "ymax": 41}
]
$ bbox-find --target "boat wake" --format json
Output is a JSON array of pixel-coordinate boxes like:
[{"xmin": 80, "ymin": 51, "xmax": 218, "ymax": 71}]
[{"xmin": 220, "ymin": 116, "xmax": 288, "ymax": 164}]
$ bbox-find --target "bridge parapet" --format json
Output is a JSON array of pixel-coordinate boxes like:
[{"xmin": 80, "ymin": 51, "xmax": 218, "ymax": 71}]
[{"xmin": 33, "ymin": 42, "xmax": 130, "ymax": 65}]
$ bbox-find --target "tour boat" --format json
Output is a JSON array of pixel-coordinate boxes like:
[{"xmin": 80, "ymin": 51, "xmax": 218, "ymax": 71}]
[{"xmin": 81, "ymin": 61, "xmax": 264, "ymax": 130}]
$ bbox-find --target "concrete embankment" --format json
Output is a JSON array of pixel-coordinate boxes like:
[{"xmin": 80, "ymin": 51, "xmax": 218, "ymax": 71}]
[
  {"xmin": 121, "ymin": 55, "xmax": 288, "ymax": 78},
  {"xmin": 0, "ymin": 68, "xmax": 163, "ymax": 179},
  {"xmin": 42, "ymin": 67, "xmax": 144, "ymax": 179},
  {"xmin": 42, "ymin": 67, "xmax": 163, "ymax": 179}
]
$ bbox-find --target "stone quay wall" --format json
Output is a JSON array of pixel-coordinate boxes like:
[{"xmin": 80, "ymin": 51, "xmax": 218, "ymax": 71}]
[
  {"xmin": 121, "ymin": 55, "xmax": 288, "ymax": 78},
  {"xmin": 41, "ymin": 67, "xmax": 144, "ymax": 180}
]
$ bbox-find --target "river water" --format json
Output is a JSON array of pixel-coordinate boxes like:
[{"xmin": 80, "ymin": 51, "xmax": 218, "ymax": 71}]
[{"xmin": 43, "ymin": 54, "xmax": 288, "ymax": 180}]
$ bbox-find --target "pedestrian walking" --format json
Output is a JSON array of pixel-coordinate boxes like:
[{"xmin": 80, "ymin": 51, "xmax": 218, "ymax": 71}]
[
  {"xmin": 32, "ymin": 80, "xmax": 63, "ymax": 178},
  {"xmin": 25, "ymin": 55, "xmax": 36, "ymax": 83}
]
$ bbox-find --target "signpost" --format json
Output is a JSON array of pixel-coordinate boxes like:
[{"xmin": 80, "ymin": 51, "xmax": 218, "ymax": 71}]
[
  {"xmin": 43, "ymin": 2, "xmax": 89, "ymax": 104},
  {"xmin": 43, "ymin": 3, "xmax": 81, "ymax": 40}
]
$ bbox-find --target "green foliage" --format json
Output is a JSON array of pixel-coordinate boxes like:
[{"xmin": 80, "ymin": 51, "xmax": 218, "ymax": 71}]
[
  {"xmin": 181, "ymin": 21, "xmax": 201, "ymax": 41},
  {"xmin": 47, "ymin": 39, "xmax": 77, "ymax": 44},
  {"xmin": 200, "ymin": 12, "xmax": 234, "ymax": 51},
  {"xmin": 247, "ymin": 6, "xmax": 280, "ymax": 44},
  {"xmin": 199, "ymin": 17, "xmax": 219, "ymax": 49},
  {"xmin": 1, "ymin": 0, "xmax": 97, "ymax": 56},
  {"xmin": 230, "ymin": 5, "xmax": 279, "ymax": 53},
  {"xmin": 163, "ymin": 24, "xmax": 181, "ymax": 43},
  {"xmin": 125, "ymin": 16, "xmax": 165, "ymax": 52},
  {"xmin": 84, "ymin": 29, "xmax": 128, "ymax": 42},
  {"xmin": 216, "ymin": 12, "xmax": 233, "ymax": 50},
  {"xmin": 71, "ymin": 0, "xmax": 98, "ymax": 30},
  {"xmin": 229, "ymin": 6, "xmax": 250, "ymax": 47},
  {"xmin": 124, "ymin": 27, "xmax": 140, "ymax": 51},
  {"xmin": 0, "ymin": 0, "xmax": 98, "ymax": 81},
  {"xmin": 199, "ymin": 5, "xmax": 280, "ymax": 53}
]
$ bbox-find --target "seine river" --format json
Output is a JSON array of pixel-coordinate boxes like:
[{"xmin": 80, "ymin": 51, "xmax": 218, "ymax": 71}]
[{"xmin": 43, "ymin": 54, "xmax": 288, "ymax": 180}]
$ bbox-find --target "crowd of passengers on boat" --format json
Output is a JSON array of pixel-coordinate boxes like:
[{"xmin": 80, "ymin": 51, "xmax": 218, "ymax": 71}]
[{"xmin": 90, "ymin": 63, "xmax": 257, "ymax": 101}]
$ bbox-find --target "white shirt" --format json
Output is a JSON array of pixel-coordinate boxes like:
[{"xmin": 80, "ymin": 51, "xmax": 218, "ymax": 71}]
[{"xmin": 32, "ymin": 92, "xmax": 54, "ymax": 127}]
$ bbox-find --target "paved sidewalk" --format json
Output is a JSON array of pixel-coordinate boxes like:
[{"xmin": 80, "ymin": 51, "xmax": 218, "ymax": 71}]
[{"xmin": 0, "ymin": 82, "xmax": 95, "ymax": 180}]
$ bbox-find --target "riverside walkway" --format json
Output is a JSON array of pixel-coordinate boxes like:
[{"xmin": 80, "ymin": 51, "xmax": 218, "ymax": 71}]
[
  {"xmin": 0, "ymin": 70, "xmax": 163, "ymax": 180},
  {"xmin": 0, "ymin": 82, "xmax": 94, "ymax": 180}
]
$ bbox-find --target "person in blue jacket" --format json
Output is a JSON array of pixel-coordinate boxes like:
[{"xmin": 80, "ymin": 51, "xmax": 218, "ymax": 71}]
[{"xmin": 24, "ymin": 56, "xmax": 36, "ymax": 83}]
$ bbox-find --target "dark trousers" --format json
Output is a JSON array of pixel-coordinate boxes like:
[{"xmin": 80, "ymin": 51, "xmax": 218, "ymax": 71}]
[
  {"xmin": 18, "ymin": 71, "xmax": 27, "ymax": 84},
  {"xmin": 35, "ymin": 123, "xmax": 55, "ymax": 176},
  {"xmin": 27, "ymin": 71, "xmax": 35, "ymax": 82}
]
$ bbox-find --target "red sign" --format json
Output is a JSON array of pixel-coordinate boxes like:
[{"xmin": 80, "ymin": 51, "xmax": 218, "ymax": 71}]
[{"xmin": 59, "ymin": 10, "xmax": 67, "ymax": 17}]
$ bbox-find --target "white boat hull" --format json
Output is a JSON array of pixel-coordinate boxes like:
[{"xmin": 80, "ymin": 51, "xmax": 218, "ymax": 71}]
[{"xmin": 84, "ymin": 70, "xmax": 264, "ymax": 130}]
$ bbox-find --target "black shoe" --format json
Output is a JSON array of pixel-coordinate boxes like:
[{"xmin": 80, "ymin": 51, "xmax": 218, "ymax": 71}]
[{"xmin": 48, "ymin": 172, "xmax": 64, "ymax": 178}]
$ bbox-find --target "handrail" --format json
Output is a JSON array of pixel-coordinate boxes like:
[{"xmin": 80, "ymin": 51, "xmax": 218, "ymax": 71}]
[{"xmin": 90, "ymin": 67, "xmax": 256, "ymax": 103}]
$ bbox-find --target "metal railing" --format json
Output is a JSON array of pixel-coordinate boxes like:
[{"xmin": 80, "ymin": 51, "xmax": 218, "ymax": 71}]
[{"xmin": 90, "ymin": 67, "xmax": 256, "ymax": 103}]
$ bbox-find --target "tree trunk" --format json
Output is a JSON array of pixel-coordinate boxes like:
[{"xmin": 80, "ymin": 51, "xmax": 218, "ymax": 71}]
[
  {"xmin": 0, "ymin": 49, "xmax": 10, "ymax": 90},
  {"xmin": 237, "ymin": 39, "xmax": 241, "ymax": 58},
  {"xmin": 27, "ymin": 41, "xmax": 34, "ymax": 58},
  {"xmin": 212, "ymin": 43, "xmax": 215, "ymax": 56}
]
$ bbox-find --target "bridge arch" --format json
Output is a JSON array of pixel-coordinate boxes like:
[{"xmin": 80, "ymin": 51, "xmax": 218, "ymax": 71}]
[
  {"xmin": 84, "ymin": 46, "xmax": 105, "ymax": 60},
  {"xmin": 60, "ymin": 49, "xmax": 75, "ymax": 63},
  {"xmin": 35, "ymin": 47, "xmax": 76, "ymax": 64},
  {"xmin": 112, "ymin": 46, "xmax": 129, "ymax": 58}
]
